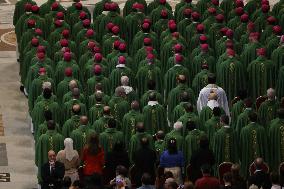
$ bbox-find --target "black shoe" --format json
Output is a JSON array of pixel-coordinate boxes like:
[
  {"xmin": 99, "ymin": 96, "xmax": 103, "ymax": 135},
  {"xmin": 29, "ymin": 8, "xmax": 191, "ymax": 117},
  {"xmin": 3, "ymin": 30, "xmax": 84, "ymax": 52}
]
[{"xmin": 20, "ymin": 85, "xmax": 24, "ymax": 92}]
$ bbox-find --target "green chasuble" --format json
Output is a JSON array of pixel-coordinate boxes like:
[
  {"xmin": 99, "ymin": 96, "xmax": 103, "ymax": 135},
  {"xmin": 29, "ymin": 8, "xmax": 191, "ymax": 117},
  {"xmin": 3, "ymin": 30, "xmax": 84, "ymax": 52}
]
[
  {"xmin": 178, "ymin": 112, "xmax": 201, "ymax": 138},
  {"xmin": 164, "ymin": 65, "xmax": 190, "ymax": 98},
  {"xmin": 192, "ymin": 69, "xmax": 209, "ymax": 95},
  {"xmin": 258, "ymin": 99, "xmax": 280, "ymax": 130},
  {"xmin": 268, "ymin": 118, "xmax": 284, "ymax": 172},
  {"xmin": 109, "ymin": 66, "xmax": 134, "ymax": 92},
  {"xmin": 212, "ymin": 126, "xmax": 238, "ymax": 167},
  {"xmin": 36, "ymin": 121, "xmax": 61, "ymax": 143},
  {"xmin": 62, "ymin": 100, "xmax": 87, "ymax": 124},
  {"xmin": 235, "ymin": 108, "xmax": 253, "ymax": 138},
  {"xmin": 276, "ymin": 66, "xmax": 284, "ymax": 98},
  {"xmin": 109, "ymin": 96, "xmax": 130, "ymax": 124},
  {"xmin": 217, "ymin": 57, "xmax": 246, "ymax": 102},
  {"xmin": 140, "ymin": 90, "xmax": 164, "ymax": 108},
  {"xmin": 142, "ymin": 102, "xmax": 168, "ymax": 134},
  {"xmin": 167, "ymin": 84, "xmax": 195, "ymax": 123},
  {"xmin": 265, "ymin": 35, "xmax": 282, "ymax": 59},
  {"xmin": 62, "ymin": 92, "xmax": 86, "ymax": 105},
  {"xmin": 247, "ymin": 56, "xmax": 275, "ymax": 100},
  {"xmin": 231, "ymin": 100, "xmax": 245, "ymax": 129},
  {"xmin": 92, "ymin": 0, "xmax": 111, "ymax": 19},
  {"xmin": 177, "ymin": 18, "xmax": 192, "ymax": 39},
  {"xmin": 91, "ymin": 115, "xmax": 114, "ymax": 134},
  {"xmin": 62, "ymin": 115, "xmax": 81, "ymax": 138},
  {"xmin": 28, "ymin": 75, "xmax": 55, "ymax": 112},
  {"xmin": 184, "ymin": 129, "xmax": 206, "ymax": 165},
  {"xmin": 35, "ymin": 130, "xmax": 64, "ymax": 179},
  {"xmin": 129, "ymin": 132, "xmax": 154, "ymax": 163},
  {"xmin": 125, "ymin": 12, "xmax": 146, "ymax": 45},
  {"xmin": 70, "ymin": 125, "xmax": 96, "ymax": 153},
  {"xmin": 56, "ymin": 77, "xmax": 80, "ymax": 104},
  {"xmin": 191, "ymin": 52, "xmax": 215, "ymax": 78},
  {"xmin": 131, "ymin": 32, "xmax": 159, "ymax": 56},
  {"xmin": 88, "ymin": 103, "xmax": 104, "ymax": 125},
  {"xmin": 172, "ymin": 102, "xmax": 188, "ymax": 124},
  {"xmin": 99, "ymin": 128, "xmax": 124, "ymax": 153},
  {"xmin": 55, "ymin": 60, "xmax": 81, "ymax": 86},
  {"xmin": 240, "ymin": 122, "xmax": 268, "ymax": 178},
  {"xmin": 199, "ymin": 103, "xmax": 224, "ymax": 127},
  {"xmin": 271, "ymin": 45, "xmax": 284, "ymax": 75},
  {"xmin": 122, "ymin": 110, "xmax": 144, "ymax": 146},
  {"xmin": 241, "ymin": 41, "xmax": 261, "ymax": 69},
  {"xmin": 123, "ymin": 0, "xmax": 147, "ymax": 16},
  {"xmin": 13, "ymin": 0, "xmax": 36, "ymax": 26},
  {"xmin": 150, "ymin": 5, "xmax": 173, "ymax": 25},
  {"xmin": 88, "ymin": 92, "xmax": 110, "ymax": 109},
  {"xmin": 204, "ymin": 116, "xmax": 221, "ymax": 146},
  {"xmin": 32, "ymin": 99, "xmax": 61, "ymax": 135},
  {"xmin": 136, "ymin": 64, "xmax": 163, "ymax": 98},
  {"xmin": 86, "ymin": 75, "xmax": 111, "ymax": 96},
  {"xmin": 220, "ymin": 0, "xmax": 234, "ymax": 19},
  {"xmin": 196, "ymin": 0, "xmax": 210, "ymax": 14},
  {"xmin": 164, "ymin": 129, "xmax": 184, "ymax": 151}
]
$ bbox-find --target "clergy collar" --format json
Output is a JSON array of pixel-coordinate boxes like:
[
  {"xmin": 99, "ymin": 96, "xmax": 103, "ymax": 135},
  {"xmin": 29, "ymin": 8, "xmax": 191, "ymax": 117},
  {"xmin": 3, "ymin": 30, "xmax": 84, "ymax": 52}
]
[
  {"xmin": 148, "ymin": 101, "xmax": 158, "ymax": 106},
  {"xmin": 174, "ymin": 64, "xmax": 182, "ymax": 67},
  {"xmin": 245, "ymin": 108, "xmax": 252, "ymax": 110},
  {"xmin": 116, "ymin": 64, "xmax": 125, "ymax": 68},
  {"xmin": 223, "ymin": 125, "xmax": 230, "ymax": 128}
]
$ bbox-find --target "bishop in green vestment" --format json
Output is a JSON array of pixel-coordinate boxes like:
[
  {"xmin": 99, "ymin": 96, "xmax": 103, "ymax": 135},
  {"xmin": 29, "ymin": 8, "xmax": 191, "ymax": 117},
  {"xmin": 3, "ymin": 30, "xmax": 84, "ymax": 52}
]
[
  {"xmin": 88, "ymin": 92, "xmax": 105, "ymax": 125},
  {"xmin": 70, "ymin": 116, "xmax": 96, "ymax": 154},
  {"xmin": 129, "ymin": 122, "xmax": 154, "ymax": 163},
  {"xmin": 122, "ymin": 101, "xmax": 144, "ymax": 146},
  {"xmin": 172, "ymin": 92, "xmax": 191, "ymax": 124},
  {"xmin": 140, "ymin": 80, "xmax": 164, "ymax": 108},
  {"xmin": 142, "ymin": 92, "xmax": 168, "ymax": 134},
  {"xmin": 99, "ymin": 118, "xmax": 124, "ymax": 153},
  {"xmin": 276, "ymin": 66, "xmax": 284, "ymax": 98},
  {"xmin": 184, "ymin": 120, "xmax": 206, "ymax": 165},
  {"xmin": 268, "ymin": 109, "xmax": 284, "ymax": 172},
  {"xmin": 258, "ymin": 88, "xmax": 280, "ymax": 130},
  {"xmin": 91, "ymin": 106, "xmax": 116, "ymax": 134},
  {"xmin": 240, "ymin": 112, "xmax": 268, "ymax": 178},
  {"xmin": 164, "ymin": 121, "xmax": 184, "ymax": 151},
  {"xmin": 213, "ymin": 115, "xmax": 238, "ymax": 167},
  {"xmin": 62, "ymin": 104, "xmax": 82, "ymax": 138}
]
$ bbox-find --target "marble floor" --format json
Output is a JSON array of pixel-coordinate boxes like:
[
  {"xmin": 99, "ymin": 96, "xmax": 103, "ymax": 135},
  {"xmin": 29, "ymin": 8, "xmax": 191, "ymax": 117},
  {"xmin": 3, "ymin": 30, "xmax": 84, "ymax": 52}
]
[{"xmin": 0, "ymin": 0, "xmax": 279, "ymax": 188}]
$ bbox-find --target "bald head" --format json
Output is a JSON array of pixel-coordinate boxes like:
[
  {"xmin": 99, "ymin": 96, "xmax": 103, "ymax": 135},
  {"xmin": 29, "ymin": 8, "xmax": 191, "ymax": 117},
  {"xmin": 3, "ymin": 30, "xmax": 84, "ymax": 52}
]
[
  {"xmin": 255, "ymin": 157, "xmax": 264, "ymax": 170},
  {"xmin": 69, "ymin": 80, "xmax": 78, "ymax": 90},
  {"xmin": 177, "ymin": 75, "xmax": 186, "ymax": 84},
  {"xmin": 136, "ymin": 122, "xmax": 145, "ymax": 132},
  {"xmin": 103, "ymin": 106, "xmax": 111, "ymax": 115},
  {"xmin": 115, "ymin": 86, "xmax": 126, "ymax": 97},
  {"xmin": 267, "ymin": 88, "xmax": 276, "ymax": 100},
  {"xmin": 156, "ymin": 130, "xmax": 165, "ymax": 140},
  {"xmin": 95, "ymin": 83, "xmax": 102, "ymax": 91},
  {"xmin": 72, "ymin": 104, "xmax": 81, "ymax": 115},
  {"xmin": 95, "ymin": 91, "xmax": 103, "ymax": 102},
  {"xmin": 48, "ymin": 150, "xmax": 56, "ymax": 162},
  {"xmin": 80, "ymin": 116, "xmax": 88, "ymax": 125},
  {"xmin": 131, "ymin": 101, "xmax": 140, "ymax": 110}
]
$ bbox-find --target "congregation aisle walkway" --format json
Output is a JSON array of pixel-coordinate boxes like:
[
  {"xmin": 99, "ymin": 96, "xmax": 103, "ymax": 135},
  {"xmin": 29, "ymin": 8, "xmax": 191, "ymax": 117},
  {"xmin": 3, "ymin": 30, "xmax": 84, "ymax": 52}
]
[{"xmin": 0, "ymin": 0, "xmax": 279, "ymax": 188}]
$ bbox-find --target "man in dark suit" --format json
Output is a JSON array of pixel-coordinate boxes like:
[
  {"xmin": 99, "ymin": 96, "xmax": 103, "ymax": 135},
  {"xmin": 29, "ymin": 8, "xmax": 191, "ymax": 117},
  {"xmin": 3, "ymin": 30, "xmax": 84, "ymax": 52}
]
[
  {"xmin": 41, "ymin": 150, "xmax": 65, "ymax": 189},
  {"xmin": 248, "ymin": 158, "xmax": 271, "ymax": 189}
]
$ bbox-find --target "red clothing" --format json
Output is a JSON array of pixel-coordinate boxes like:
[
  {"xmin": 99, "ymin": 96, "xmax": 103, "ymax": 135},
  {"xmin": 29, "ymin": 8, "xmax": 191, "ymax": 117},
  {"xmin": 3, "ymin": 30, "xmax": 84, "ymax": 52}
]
[
  {"xmin": 195, "ymin": 174, "xmax": 220, "ymax": 189},
  {"xmin": 82, "ymin": 148, "xmax": 105, "ymax": 176}
]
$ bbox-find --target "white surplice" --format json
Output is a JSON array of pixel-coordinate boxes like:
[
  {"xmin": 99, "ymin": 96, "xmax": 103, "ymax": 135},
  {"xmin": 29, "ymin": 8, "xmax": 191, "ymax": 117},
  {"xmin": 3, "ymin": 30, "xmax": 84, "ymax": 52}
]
[{"xmin": 197, "ymin": 84, "xmax": 230, "ymax": 116}]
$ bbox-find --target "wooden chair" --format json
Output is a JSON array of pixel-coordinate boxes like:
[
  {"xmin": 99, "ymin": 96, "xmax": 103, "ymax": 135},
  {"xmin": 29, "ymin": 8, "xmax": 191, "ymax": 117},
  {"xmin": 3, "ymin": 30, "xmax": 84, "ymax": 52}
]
[
  {"xmin": 256, "ymin": 96, "xmax": 268, "ymax": 110},
  {"xmin": 218, "ymin": 162, "xmax": 233, "ymax": 184},
  {"xmin": 249, "ymin": 161, "xmax": 269, "ymax": 176}
]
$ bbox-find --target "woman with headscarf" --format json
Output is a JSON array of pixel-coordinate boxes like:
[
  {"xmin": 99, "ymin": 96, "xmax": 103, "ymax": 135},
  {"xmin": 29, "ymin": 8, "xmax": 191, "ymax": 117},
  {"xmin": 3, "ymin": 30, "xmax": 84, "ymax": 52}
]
[{"xmin": 56, "ymin": 138, "xmax": 80, "ymax": 183}]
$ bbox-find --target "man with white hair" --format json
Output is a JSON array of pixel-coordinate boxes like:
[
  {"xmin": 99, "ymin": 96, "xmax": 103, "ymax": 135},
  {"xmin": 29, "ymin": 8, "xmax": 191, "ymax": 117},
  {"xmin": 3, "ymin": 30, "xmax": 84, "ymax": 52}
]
[
  {"xmin": 28, "ymin": 68, "xmax": 54, "ymax": 112},
  {"xmin": 164, "ymin": 121, "xmax": 184, "ymax": 151},
  {"xmin": 120, "ymin": 75, "xmax": 137, "ymax": 103},
  {"xmin": 258, "ymin": 88, "xmax": 280, "ymax": 128}
]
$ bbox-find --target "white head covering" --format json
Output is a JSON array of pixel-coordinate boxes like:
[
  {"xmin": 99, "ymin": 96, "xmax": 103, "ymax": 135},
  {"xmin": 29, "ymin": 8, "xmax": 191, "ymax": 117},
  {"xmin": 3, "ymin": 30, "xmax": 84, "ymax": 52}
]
[{"xmin": 64, "ymin": 138, "xmax": 76, "ymax": 161}]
